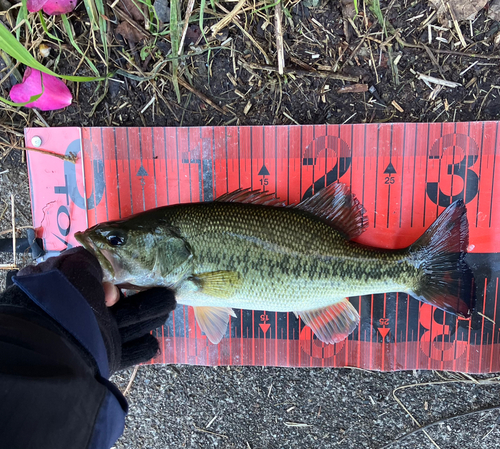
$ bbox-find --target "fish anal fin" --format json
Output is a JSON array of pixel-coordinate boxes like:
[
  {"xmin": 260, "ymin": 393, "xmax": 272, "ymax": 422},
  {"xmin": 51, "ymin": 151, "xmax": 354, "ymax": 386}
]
[
  {"xmin": 297, "ymin": 299, "xmax": 360, "ymax": 344},
  {"xmin": 295, "ymin": 183, "xmax": 368, "ymax": 239},
  {"xmin": 193, "ymin": 306, "xmax": 235, "ymax": 344},
  {"xmin": 193, "ymin": 271, "xmax": 242, "ymax": 298},
  {"xmin": 216, "ymin": 189, "xmax": 285, "ymax": 207}
]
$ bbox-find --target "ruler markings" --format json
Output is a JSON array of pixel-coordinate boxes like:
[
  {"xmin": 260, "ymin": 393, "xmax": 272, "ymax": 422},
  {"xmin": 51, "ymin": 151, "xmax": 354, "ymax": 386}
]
[
  {"xmin": 98, "ymin": 129, "xmax": 109, "ymax": 222},
  {"xmin": 489, "ymin": 122, "xmax": 499, "ymax": 227},
  {"xmin": 89, "ymin": 129, "xmax": 98, "ymax": 225},
  {"xmin": 475, "ymin": 122, "xmax": 484, "ymax": 227},
  {"xmin": 65, "ymin": 124, "xmax": 500, "ymax": 372}
]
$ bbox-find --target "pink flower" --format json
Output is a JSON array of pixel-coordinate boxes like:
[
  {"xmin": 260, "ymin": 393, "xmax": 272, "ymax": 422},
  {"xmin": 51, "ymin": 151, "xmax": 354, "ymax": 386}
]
[
  {"xmin": 27, "ymin": 0, "xmax": 77, "ymax": 15},
  {"xmin": 10, "ymin": 68, "xmax": 72, "ymax": 111}
]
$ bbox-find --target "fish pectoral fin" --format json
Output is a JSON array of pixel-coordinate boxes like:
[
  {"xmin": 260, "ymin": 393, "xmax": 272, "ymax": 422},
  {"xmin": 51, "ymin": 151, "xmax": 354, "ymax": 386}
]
[
  {"xmin": 296, "ymin": 299, "xmax": 360, "ymax": 344},
  {"xmin": 193, "ymin": 306, "xmax": 235, "ymax": 344},
  {"xmin": 193, "ymin": 271, "xmax": 242, "ymax": 298}
]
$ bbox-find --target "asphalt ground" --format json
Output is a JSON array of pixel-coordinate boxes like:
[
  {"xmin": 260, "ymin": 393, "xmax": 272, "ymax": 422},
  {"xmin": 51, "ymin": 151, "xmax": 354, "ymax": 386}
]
[{"xmin": 111, "ymin": 365, "xmax": 500, "ymax": 449}]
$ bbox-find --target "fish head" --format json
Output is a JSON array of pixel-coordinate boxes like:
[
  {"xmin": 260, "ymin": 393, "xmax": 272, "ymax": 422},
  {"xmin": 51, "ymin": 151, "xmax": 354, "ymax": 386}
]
[{"xmin": 75, "ymin": 219, "xmax": 192, "ymax": 288}]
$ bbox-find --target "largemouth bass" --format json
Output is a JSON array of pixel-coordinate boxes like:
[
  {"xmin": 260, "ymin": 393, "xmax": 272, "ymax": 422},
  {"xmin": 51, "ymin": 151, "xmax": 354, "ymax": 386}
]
[{"xmin": 75, "ymin": 183, "xmax": 475, "ymax": 344}]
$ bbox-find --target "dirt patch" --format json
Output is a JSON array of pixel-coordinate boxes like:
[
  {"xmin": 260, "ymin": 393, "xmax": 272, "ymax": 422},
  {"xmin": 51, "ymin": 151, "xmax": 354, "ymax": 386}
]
[{"xmin": 1, "ymin": 0, "xmax": 499, "ymax": 140}]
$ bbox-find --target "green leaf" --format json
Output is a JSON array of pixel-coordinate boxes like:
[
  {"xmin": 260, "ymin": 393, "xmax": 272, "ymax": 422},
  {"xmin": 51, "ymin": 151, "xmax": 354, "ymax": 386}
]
[
  {"xmin": 0, "ymin": 73, "xmax": 44, "ymax": 107},
  {"xmin": 0, "ymin": 22, "xmax": 105, "ymax": 81},
  {"xmin": 169, "ymin": 0, "xmax": 181, "ymax": 103},
  {"xmin": 39, "ymin": 11, "xmax": 62, "ymax": 42},
  {"xmin": 0, "ymin": 91, "xmax": 43, "ymax": 107},
  {"xmin": 61, "ymin": 14, "xmax": 99, "ymax": 75}
]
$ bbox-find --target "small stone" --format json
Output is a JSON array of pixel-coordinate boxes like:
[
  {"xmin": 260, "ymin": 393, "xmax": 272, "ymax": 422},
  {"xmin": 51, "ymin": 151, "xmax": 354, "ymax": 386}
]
[{"xmin": 153, "ymin": 0, "xmax": 170, "ymax": 23}]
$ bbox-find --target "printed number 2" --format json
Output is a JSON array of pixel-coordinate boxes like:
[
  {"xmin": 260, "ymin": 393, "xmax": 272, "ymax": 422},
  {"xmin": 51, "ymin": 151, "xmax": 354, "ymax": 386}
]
[
  {"xmin": 301, "ymin": 135, "xmax": 352, "ymax": 201},
  {"xmin": 426, "ymin": 133, "xmax": 479, "ymax": 207}
]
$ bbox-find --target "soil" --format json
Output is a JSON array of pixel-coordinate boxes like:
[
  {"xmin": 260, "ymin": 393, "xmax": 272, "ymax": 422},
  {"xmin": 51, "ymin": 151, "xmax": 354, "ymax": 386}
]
[{"xmin": 1, "ymin": 1, "xmax": 500, "ymax": 448}]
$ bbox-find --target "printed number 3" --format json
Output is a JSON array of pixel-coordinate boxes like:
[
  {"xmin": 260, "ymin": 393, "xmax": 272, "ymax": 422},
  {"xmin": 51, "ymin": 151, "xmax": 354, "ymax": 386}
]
[{"xmin": 426, "ymin": 134, "xmax": 479, "ymax": 206}]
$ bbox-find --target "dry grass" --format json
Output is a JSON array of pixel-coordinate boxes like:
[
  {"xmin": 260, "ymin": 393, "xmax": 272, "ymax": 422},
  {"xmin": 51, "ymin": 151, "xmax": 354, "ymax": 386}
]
[{"xmin": 0, "ymin": 1, "xmax": 499, "ymax": 145}]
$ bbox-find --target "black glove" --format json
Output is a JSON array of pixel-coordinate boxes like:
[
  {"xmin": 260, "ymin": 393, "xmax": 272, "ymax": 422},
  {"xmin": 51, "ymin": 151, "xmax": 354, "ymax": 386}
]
[{"xmin": 16, "ymin": 247, "xmax": 176, "ymax": 373}]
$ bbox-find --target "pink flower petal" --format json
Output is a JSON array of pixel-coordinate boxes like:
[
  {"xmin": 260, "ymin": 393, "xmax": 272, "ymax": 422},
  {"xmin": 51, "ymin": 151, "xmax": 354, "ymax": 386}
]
[
  {"xmin": 10, "ymin": 68, "xmax": 73, "ymax": 111},
  {"xmin": 27, "ymin": 0, "xmax": 49, "ymax": 13},
  {"xmin": 42, "ymin": 0, "xmax": 78, "ymax": 14}
]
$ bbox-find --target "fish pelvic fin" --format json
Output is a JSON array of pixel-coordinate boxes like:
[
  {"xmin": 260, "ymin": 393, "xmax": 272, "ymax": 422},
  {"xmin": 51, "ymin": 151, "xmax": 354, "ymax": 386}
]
[
  {"xmin": 193, "ymin": 306, "xmax": 236, "ymax": 344},
  {"xmin": 409, "ymin": 200, "xmax": 476, "ymax": 318},
  {"xmin": 297, "ymin": 299, "xmax": 360, "ymax": 344},
  {"xmin": 192, "ymin": 271, "xmax": 242, "ymax": 298},
  {"xmin": 295, "ymin": 182, "xmax": 368, "ymax": 239}
]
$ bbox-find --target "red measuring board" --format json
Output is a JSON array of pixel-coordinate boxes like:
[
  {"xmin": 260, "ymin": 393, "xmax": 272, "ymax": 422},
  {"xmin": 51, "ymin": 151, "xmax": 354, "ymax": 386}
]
[{"xmin": 24, "ymin": 122, "xmax": 500, "ymax": 373}]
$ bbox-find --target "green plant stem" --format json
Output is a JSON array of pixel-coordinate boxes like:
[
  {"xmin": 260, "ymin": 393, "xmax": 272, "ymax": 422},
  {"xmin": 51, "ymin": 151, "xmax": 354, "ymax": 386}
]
[
  {"xmin": 38, "ymin": 12, "xmax": 62, "ymax": 42},
  {"xmin": 169, "ymin": 0, "xmax": 181, "ymax": 102}
]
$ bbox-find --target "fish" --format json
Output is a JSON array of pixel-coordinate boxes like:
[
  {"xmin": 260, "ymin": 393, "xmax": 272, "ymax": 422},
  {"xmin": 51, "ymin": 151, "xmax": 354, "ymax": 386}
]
[{"xmin": 75, "ymin": 183, "xmax": 476, "ymax": 345}]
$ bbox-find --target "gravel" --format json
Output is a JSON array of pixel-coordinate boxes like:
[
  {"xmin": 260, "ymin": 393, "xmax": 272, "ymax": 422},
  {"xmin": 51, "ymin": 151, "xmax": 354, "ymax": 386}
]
[{"xmin": 111, "ymin": 365, "xmax": 500, "ymax": 449}]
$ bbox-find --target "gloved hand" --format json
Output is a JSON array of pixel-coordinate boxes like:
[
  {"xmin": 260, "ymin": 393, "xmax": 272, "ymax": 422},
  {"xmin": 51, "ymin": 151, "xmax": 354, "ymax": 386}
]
[{"xmin": 16, "ymin": 247, "xmax": 176, "ymax": 374}]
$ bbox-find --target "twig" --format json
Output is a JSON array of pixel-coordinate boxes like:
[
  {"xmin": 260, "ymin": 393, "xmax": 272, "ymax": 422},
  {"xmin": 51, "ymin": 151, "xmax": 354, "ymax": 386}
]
[
  {"xmin": 396, "ymin": 39, "xmax": 500, "ymax": 59},
  {"xmin": 177, "ymin": 77, "xmax": 229, "ymax": 115},
  {"xmin": 123, "ymin": 365, "xmax": 139, "ymax": 397},
  {"xmin": 194, "ymin": 427, "xmax": 228, "ymax": 438},
  {"xmin": 284, "ymin": 422, "xmax": 312, "ymax": 427},
  {"xmin": 459, "ymin": 60, "xmax": 479, "ymax": 76},
  {"xmin": 445, "ymin": 0, "xmax": 466, "ymax": 48},
  {"xmin": 0, "ymin": 143, "xmax": 78, "ymax": 163},
  {"xmin": 11, "ymin": 194, "xmax": 16, "ymax": 267},
  {"xmin": 379, "ymin": 404, "xmax": 500, "ymax": 449},
  {"xmin": 211, "ymin": 0, "xmax": 246, "ymax": 36},
  {"xmin": 178, "ymin": 0, "xmax": 196, "ymax": 55},
  {"xmin": 234, "ymin": 21, "xmax": 271, "ymax": 64},
  {"xmin": 476, "ymin": 86, "xmax": 497, "ymax": 120},
  {"xmin": 390, "ymin": 378, "xmax": 500, "ymax": 449},
  {"xmin": 275, "ymin": 0, "xmax": 285, "ymax": 75},
  {"xmin": 32, "ymin": 109, "xmax": 49, "ymax": 127},
  {"xmin": 239, "ymin": 60, "xmax": 359, "ymax": 81},
  {"xmin": 0, "ymin": 264, "xmax": 18, "ymax": 270},
  {"xmin": 417, "ymin": 73, "xmax": 461, "ymax": 88},
  {"xmin": 0, "ymin": 226, "xmax": 35, "ymax": 237}
]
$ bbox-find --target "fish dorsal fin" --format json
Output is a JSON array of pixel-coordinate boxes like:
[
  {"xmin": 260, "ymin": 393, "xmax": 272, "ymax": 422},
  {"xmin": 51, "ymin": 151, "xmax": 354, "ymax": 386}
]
[
  {"xmin": 193, "ymin": 271, "xmax": 242, "ymax": 298},
  {"xmin": 193, "ymin": 306, "xmax": 237, "ymax": 344},
  {"xmin": 216, "ymin": 189, "xmax": 285, "ymax": 207},
  {"xmin": 295, "ymin": 183, "xmax": 368, "ymax": 239},
  {"xmin": 296, "ymin": 299, "xmax": 360, "ymax": 344}
]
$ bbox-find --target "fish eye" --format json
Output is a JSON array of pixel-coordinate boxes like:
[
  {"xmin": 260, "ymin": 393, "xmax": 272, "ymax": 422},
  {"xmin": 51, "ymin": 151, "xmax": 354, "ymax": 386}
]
[{"xmin": 107, "ymin": 232, "xmax": 127, "ymax": 246}]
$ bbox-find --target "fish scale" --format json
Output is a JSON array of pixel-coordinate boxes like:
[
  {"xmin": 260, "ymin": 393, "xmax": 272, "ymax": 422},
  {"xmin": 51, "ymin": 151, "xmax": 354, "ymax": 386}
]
[{"xmin": 173, "ymin": 202, "xmax": 413, "ymax": 311}]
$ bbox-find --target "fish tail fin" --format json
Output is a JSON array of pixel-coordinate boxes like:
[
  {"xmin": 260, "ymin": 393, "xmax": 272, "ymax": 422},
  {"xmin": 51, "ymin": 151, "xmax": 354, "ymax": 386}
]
[{"xmin": 408, "ymin": 200, "xmax": 476, "ymax": 318}]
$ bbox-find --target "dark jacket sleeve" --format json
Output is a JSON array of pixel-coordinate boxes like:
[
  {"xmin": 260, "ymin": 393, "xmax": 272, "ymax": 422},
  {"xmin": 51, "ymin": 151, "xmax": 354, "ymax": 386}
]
[{"xmin": 0, "ymin": 274, "xmax": 127, "ymax": 449}]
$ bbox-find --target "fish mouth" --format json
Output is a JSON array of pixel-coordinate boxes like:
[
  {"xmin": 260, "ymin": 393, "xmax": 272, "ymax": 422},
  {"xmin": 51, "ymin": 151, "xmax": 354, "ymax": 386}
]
[{"xmin": 75, "ymin": 231, "xmax": 115, "ymax": 282}]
